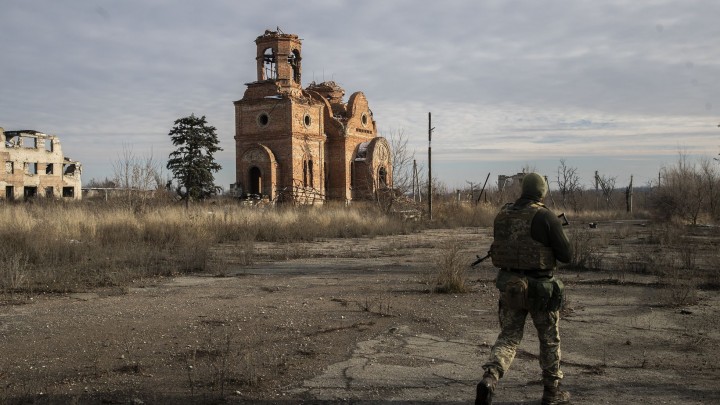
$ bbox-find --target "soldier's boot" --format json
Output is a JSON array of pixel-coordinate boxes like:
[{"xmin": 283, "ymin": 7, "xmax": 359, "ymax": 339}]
[
  {"xmin": 541, "ymin": 381, "xmax": 571, "ymax": 405},
  {"xmin": 475, "ymin": 372, "xmax": 497, "ymax": 405}
]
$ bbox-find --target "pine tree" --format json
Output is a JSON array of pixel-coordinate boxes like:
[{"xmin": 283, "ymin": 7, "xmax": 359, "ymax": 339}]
[{"xmin": 167, "ymin": 114, "xmax": 223, "ymax": 201}]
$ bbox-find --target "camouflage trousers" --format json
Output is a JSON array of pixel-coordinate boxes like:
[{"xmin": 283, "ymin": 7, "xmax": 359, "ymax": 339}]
[{"xmin": 482, "ymin": 299, "xmax": 563, "ymax": 385}]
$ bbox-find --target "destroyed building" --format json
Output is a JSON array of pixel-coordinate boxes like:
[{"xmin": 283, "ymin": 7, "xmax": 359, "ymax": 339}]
[
  {"xmin": 233, "ymin": 30, "xmax": 392, "ymax": 203},
  {"xmin": 497, "ymin": 173, "xmax": 526, "ymax": 192},
  {"xmin": 1, "ymin": 128, "xmax": 82, "ymax": 200}
]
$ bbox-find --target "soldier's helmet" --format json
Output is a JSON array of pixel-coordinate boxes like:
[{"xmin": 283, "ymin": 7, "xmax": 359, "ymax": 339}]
[{"xmin": 521, "ymin": 172, "xmax": 548, "ymax": 200}]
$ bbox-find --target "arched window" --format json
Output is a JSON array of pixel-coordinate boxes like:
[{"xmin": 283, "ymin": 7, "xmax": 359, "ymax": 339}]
[
  {"xmin": 249, "ymin": 167, "xmax": 262, "ymax": 195},
  {"xmin": 302, "ymin": 158, "xmax": 314, "ymax": 188},
  {"xmin": 288, "ymin": 49, "xmax": 301, "ymax": 83},
  {"xmin": 262, "ymin": 47, "xmax": 277, "ymax": 80},
  {"xmin": 378, "ymin": 166, "xmax": 387, "ymax": 188},
  {"xmin": 309, "ymin": 160, "xmax": 314, "ymax": 187},
  {"xmin": 324, "ymin": 162, "xmax": 328, "ymax": 193},
  {"xmin": 303, "ymin": 160, "xmax": 308, "ymax": 187}
]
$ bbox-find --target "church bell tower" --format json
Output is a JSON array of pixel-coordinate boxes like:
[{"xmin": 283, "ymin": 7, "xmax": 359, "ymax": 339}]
[{"xmin": 255, "ymin": 30, "xmax": 302, "ymax": 89}]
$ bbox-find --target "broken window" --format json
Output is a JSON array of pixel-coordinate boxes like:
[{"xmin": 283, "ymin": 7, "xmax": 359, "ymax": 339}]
[
  {"xmin": 5, "ymin": 134, "xmax": 19, "ymax": 147},
  {"xmin": 62, "ymin": 187, "xmax": 74, "ymax": 198},
  {"xmin": 45, "ymin": 139, "xmax": 53, "ymax": 152},
  {"xmin": 5, "ymin": 161, "xmax": 13, "ymax": 174},
  {"xmin": 5, "ymin": 186, "xmax": 14, "ymax": 200},
  {"xmin": 23, "ymin": 186, "xmax": 37, "ymax": 200},
  {"xmin": 45, "ymin": 163, "xmax": 54, "ymax": 174},
  {"xmin": 26, "ymin": 162, "xmax": 38, "ymax": 175},
  {"xmin": 289, "ymin": 49, "xmax": 301, "ymax": 83},
  {"xmin": 262, "ymin": 47, "xmax": 277, "ymax": 80},
  {"xmin": 21, "ymin": 136, "xmax": 37, "ymax": 149},
  {"xmin": 63, "ymin": 163, "xmax": 76, "ymax": 175},
  {"xmin": 45, "ymin": 187, "xmax": 54, "ymax": 197}
]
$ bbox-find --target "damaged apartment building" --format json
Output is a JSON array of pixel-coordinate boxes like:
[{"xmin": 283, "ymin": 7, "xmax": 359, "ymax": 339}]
[
  {"xmin": 233, "ymin": 29, "xmax": 392, "ymax": 203},
  {"xmin": 1, "ymin": 128, "xmax": 82, "ymax": 200}
]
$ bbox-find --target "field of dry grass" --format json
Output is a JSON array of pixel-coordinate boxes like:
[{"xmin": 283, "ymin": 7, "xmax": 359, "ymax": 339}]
[{"xmin": 0, "ymin": 200, "xmax": 501, "ymax": 296}]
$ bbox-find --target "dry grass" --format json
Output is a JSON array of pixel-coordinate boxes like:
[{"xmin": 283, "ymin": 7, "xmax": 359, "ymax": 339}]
[
  {"xmin": 569, "ymin": 208, "xmax": 652, "ymax": 223},
  {"xmin": 428, "ymin": 201, "xmax": 496, "ymax": 228},
  {"xmin": 428, "ymin": 240, "xmax": 468, "ymax": 293},
  {"xmin": 0, "ymin": 201, "xmax": 415, "ymax": 294},
  {"xmin": 566, "ymin": 226, "xmax": 606, "ymax": 270}
]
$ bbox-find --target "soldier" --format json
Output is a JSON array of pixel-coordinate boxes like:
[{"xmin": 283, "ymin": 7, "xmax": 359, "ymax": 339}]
[{"xmin": 476, "ymin": 172, "xmax": 572, "ymax": 405}]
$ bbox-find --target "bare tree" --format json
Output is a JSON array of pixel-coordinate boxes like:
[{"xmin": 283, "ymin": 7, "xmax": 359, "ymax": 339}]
[
  {"xmin": 595, "ymin": 172, "xmax": 617, "ymax": 209},
  {"xmin": 386, "ymin": 128, "xmax": 415, "ymax": 195},
  {"xmin": 113, "ymin": 145, "xmax": 165, "ymax": 208},
  {"xmin": 700, "ymin": 157, "xmax": 720, "ymax": 218},
  {"xmin": 369, "ymin": 128, "xmax": 425, "ymax": 213},
  {"xmin": 556, "ymin": 159, "xmax": 581, "ymax": 210},
  {"xmin": 651, "ymin": 152, "xmax": 719, "ymax": 224}
]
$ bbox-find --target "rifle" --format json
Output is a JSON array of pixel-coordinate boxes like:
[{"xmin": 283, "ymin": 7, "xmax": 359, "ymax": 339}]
[
  {"xmin": 470, "ymin": 251, "xmax": 491, "ymax": 268},
  {"xmin": 558, "ymin": 212, "xmax": 569, "ymax": 226}
]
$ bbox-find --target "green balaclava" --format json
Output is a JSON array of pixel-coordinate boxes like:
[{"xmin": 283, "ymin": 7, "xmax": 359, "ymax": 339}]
[{"xmin": 521, "ymin": 172, "xmax": 548, "ymax": 200}]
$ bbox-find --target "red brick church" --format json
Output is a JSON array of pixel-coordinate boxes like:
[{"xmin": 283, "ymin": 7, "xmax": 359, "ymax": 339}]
[{"xmin": 233, "ymin": 30, "xmax": 391, "ymax": 203}]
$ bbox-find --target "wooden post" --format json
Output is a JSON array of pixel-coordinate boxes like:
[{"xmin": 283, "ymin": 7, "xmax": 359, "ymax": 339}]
[
  {"xmin": 476, "ymin": 172, "xmax": 491, "ymax": 205},
  {"xmin": 626, "ymin": 175, "xmax": 633, "ymax": 213},
  {"xmin": 594, "ymin": 170, "xmax": 599, "ymax": 210}
]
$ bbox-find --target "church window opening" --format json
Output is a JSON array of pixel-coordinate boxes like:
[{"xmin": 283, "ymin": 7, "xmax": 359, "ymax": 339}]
[
  {"xmin": 262, "ymin": 47, "xmax": 277, "ymax": 80},
  {"xmin": 324, "ymin": 162, "xmax": 328, "ymax": 192},
  {"xmin": 350, "ymin": 162, "xmax": 355, "ymax": 191},
  {"xmin": 257, "ymin": 112, "xmax": 269, "ymax": 127},
  {"xmin": 378, "ymin": 166, "xmax": 387, "ymax": 187},
  {"xmin": 303, "ymin": 113, "xmax": 312, "ymax": 127},
  {"xmin": 361, "ymin": 113, "xmax": 368, "ymax": 127},
  {"xmin": 302, "ymin": 157, "xmax": 314, "ymax": 188},
  {"xmin": 309, "ymin": 160, "xmax": 314, "ymax": 187},
  {"xmin": 303, "ymin": 160, "xmax": 308, "ymax": 187},
  {"xmin": 289, "ymin": 49, "xmax": 301, "ymax": 83}
]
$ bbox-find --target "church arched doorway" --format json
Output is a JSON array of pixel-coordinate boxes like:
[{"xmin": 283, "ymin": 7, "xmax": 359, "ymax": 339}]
[{"xmin": 249, "ymin": 166, "xmax": 262, "ymax": 195}]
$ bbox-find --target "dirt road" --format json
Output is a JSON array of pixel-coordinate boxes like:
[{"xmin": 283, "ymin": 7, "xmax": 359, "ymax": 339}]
[{"xmin": 1, "ymin": 227, "xmax": 718, "ymax": 404}]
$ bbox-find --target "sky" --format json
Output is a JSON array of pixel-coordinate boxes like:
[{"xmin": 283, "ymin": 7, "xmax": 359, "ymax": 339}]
[{"xmin": 2, "ymin": 0, "xmax": 719, "ymax": 191}]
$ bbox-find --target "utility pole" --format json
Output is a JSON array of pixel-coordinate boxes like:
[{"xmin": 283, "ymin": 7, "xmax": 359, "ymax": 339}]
[{"xmin": 428, "ymin": 112, "xmax": 434, "ymax": 220}]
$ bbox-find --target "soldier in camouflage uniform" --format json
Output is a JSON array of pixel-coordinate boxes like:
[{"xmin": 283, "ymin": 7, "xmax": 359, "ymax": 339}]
[{"xmin": 476, "ymin": 173, "xmax": 572, "ymax": 405}]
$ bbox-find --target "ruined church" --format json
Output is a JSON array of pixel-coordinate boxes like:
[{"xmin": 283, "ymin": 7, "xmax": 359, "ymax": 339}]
[{"xmin": 233, "ymin": 30, "xmax": 391, "ymax": 203}]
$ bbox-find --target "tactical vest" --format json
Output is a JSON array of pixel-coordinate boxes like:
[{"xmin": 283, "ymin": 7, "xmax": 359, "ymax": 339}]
[{"xmin": 490, "ymin": 202, "xmax": 556, "ymax": 270}]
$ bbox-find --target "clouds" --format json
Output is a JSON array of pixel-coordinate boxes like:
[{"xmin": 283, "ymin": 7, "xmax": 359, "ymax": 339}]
[{"xmin": 1, "ymin": 0, "xmax": 718, "ymax": 189}]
